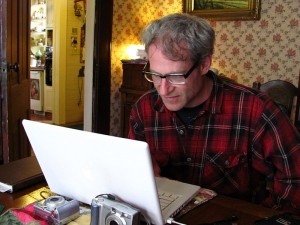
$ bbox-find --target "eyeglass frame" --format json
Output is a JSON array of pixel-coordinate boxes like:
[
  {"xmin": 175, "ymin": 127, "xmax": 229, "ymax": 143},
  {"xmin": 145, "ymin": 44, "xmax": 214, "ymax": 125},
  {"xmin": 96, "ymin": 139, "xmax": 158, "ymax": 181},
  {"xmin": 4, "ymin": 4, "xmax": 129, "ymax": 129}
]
[{"xmin": 142, "ymin": 60, "xmax": 200, "ymax": 85}]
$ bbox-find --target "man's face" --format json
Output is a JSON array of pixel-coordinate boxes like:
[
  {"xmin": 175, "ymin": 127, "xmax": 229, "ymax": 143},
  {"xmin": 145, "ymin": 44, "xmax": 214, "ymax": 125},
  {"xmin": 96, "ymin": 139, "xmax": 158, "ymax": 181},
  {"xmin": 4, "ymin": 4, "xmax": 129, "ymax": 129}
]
[{"xmin": 148, "ymin": 44, "xmax": 209, "ymax": 111}]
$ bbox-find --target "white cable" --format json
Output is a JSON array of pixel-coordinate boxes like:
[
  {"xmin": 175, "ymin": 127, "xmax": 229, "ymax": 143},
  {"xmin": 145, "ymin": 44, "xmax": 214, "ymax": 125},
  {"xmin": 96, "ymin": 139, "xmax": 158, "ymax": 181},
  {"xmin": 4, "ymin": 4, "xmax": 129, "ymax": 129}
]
[{"xmin": 166, "ymin": 218, "xmax": 187, "ymax": 225}]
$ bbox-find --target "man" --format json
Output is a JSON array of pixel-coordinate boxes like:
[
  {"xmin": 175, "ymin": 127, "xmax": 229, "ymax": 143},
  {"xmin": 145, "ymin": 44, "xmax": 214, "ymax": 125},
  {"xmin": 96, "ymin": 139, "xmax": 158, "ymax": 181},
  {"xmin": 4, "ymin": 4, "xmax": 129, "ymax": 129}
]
[{"xmin": 128, "ymin": 13, "xmax": 300, "ymax": 214}]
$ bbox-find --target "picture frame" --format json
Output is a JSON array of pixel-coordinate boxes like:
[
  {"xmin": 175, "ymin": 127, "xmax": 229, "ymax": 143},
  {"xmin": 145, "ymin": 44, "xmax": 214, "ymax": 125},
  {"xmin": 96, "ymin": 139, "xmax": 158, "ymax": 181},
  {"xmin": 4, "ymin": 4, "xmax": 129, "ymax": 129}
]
[{"xmin": 183, "ymin": 0, "xmax": 261, "ymax": 21}]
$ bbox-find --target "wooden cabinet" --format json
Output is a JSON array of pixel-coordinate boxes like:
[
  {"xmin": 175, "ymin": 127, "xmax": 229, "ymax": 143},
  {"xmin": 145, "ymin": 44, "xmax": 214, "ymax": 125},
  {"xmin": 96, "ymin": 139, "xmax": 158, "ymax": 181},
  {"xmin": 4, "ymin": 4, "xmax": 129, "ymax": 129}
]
[
  {"xmin": 30, "ymin": 0, "xmax": 53, "ymax": 62},
  {"xmin": 30, "ymin": 0, "xmax": 47, "ymax": 50},
  {"xmin": 119, "ymin": 62, "xmax": 152, "ymax": 137}
]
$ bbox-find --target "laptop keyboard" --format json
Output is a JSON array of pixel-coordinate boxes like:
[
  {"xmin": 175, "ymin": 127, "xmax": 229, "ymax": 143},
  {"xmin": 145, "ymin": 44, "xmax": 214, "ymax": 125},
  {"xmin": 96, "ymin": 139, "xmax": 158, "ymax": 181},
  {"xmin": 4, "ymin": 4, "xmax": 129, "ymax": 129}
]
[{"xmin": 158, "ymin": 190, "xmax": 181, "ymax": 210}]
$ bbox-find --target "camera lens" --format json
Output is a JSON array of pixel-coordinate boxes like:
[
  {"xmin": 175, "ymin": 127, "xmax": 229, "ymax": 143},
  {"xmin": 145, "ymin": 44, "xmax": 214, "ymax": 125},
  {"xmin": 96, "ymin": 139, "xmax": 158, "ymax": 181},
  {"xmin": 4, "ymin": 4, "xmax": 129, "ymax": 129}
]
[
  {"xmin": 51, "ymin": 197, "xmax": 60, "ymax": 202},
  {"xmin": 45, "ymin": 196, "xmax": 65, "ymax": 210},
  {"xmin": 110, "ymin": 220, "xmax": 119, "ymax": 225},
  {"xmin": 106, "ymin": 214, "xmax": 125, "ymax": 225}
]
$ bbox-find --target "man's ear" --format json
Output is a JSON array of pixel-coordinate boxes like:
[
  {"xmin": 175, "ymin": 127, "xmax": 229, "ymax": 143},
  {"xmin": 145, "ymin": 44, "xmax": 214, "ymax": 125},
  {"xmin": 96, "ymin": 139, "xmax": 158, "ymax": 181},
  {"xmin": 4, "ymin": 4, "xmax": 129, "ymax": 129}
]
[{"xmin": 200, "ymin": 55, "xmax": 212, "ymax": 75}]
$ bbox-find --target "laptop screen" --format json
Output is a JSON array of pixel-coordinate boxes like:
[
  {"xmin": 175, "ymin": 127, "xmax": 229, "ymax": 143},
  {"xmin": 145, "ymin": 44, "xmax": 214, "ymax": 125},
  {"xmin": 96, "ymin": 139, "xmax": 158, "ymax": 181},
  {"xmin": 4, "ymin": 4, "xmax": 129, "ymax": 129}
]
[
  {"xmin": 22, "ymin": 120, "xmax": 164, "ymax": 225},
  {"xmin": 23, "ymin": 120, "xmax": 200, "ymax": 225}
]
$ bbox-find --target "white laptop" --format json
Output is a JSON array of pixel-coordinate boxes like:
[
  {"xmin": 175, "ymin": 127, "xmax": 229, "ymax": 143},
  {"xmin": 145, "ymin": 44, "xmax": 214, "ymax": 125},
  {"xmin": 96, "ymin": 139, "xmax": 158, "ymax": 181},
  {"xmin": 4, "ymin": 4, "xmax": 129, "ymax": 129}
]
[{"xmin": 22, "ymin": 119, "xmax": 200, "ymax": 225}]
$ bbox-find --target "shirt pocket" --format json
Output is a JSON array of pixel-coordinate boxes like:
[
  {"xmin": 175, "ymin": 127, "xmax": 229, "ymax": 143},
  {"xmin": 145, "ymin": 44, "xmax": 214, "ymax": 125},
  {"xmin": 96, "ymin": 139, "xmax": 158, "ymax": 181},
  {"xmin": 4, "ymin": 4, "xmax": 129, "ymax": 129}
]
[
  {"xmin": 206, "ymin": 151, "xmax": 248, "ymax": 171},
  {"xmin": 205, "ymin": 152, "xmax": 250, "ymax": 193}
]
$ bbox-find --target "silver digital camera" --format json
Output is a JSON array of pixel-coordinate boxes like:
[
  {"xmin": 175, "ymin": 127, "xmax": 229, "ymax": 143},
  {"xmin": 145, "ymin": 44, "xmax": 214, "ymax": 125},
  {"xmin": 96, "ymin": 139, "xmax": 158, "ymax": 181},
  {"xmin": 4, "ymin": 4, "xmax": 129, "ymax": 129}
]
[
  {"xmin": 34, "ymin": 195, "xmax": 80, "ymax": 225},
  {"xmin": 90, "ymin": 195, "xmax": 140, "ymax": 225}
]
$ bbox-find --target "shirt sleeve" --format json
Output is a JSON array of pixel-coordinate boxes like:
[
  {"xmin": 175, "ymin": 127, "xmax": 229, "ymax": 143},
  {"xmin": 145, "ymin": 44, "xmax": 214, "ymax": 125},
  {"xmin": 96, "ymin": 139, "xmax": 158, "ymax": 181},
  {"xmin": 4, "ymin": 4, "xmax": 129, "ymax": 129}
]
[
  {"xmin": 252, "ymin": 98, "xmax": 300, "ymax": 215},
  {"xmin": 128, "ymin": 103, "xmax": 146, "ymax": 141}
]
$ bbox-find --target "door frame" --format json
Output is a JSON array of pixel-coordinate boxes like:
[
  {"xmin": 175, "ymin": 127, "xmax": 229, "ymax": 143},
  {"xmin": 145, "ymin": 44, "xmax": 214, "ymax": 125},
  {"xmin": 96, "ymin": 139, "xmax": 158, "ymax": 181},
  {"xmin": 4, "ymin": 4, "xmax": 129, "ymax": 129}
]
[
  {"xmin": 84, "ymin": 0, "xmax": 112, "ymax": 134},
  {"xmin": 0, "ymin": 0, "xmax": 113, "ymax": 164},
  {"xmin": 0, "ymin": 0, "xmax": 31, "ymax": 163},
  {"xmin": 92, "ymin": 0, "xmax": 112, "ymax": 134},
  {"xmin": 0, "ymin": 0, "xmax": 8, "ymax": 163}
]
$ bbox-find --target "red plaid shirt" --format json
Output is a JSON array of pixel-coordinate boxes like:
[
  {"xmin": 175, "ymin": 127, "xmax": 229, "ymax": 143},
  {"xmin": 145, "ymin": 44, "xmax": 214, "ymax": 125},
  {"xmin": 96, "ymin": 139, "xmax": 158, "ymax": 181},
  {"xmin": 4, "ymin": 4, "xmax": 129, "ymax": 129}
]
[{"xmin": 129, "ymin": 72, "xmax": 300, "ymax": 214}]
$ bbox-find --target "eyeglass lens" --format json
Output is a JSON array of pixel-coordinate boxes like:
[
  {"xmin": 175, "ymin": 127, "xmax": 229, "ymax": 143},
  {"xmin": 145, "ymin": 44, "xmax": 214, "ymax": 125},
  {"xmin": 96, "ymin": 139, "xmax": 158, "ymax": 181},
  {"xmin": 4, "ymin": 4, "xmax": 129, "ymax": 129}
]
[{"xmin": 143, "ymin": 61, "xmax": 199, "ymax": 85}]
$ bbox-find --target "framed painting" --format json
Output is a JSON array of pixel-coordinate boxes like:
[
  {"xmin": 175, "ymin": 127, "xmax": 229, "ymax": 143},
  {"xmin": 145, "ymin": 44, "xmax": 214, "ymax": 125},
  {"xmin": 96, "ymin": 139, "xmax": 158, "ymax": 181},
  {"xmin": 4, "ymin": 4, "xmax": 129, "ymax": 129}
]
[{"xmin": 183, "ymin": 0, "xmax": 261, "ymax": 21}]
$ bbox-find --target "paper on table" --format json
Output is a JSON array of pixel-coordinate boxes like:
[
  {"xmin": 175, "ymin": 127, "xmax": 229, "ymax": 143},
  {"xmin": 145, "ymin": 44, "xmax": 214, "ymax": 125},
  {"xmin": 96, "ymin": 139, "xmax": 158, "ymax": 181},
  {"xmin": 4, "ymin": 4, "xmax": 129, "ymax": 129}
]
[
  {"xmin": 0, "ymin": 183, "xmax": 12, "ymax": 193},
  {"xmin": 176, "ymin": 188, "xmax": 217, "ymax": 217}
]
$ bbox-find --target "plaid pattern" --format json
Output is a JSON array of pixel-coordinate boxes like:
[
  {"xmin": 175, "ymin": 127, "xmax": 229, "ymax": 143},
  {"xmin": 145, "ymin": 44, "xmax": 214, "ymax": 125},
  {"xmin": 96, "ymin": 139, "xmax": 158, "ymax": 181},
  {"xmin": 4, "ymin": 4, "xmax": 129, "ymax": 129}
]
[{"xmin": 129, "ymin": 72, "xmax": 300, "ymax": 214}]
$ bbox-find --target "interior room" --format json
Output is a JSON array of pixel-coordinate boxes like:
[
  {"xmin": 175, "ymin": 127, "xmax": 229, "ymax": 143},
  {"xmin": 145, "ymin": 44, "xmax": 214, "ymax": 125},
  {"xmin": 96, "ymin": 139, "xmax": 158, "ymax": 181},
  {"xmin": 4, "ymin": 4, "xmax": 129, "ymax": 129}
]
[
  {"xmin": 1, "ymin": 0, "xmax": 300, "ymax": 224},
  {"xmin": 28, "ymin": 0, "xmax": 300, "ymax": 137},
  {"xmin": 29, "ymin": 0, "xmax": 85, "ymax": 128}
]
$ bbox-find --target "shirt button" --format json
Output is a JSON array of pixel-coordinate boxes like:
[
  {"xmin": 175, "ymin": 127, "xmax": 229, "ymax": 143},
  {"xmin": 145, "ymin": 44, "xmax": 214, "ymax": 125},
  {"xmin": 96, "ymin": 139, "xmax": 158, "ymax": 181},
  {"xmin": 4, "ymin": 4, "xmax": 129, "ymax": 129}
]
[
  {"xmin": 225, "ymin": 160, "xmax": 230, "ymax": 166},
  {"xmin": 186, "ymin": 157, "xmax": 191, "ymax": 162},
  {"xmin": 179, "ymin": 130, "xmax": 184, "ymax": 135}
]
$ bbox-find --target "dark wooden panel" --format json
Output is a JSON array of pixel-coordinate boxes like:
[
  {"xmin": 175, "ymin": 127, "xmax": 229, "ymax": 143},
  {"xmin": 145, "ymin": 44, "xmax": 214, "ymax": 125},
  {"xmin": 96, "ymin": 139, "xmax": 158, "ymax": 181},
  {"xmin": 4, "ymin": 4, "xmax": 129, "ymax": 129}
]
[
  {"xmin": 119, "ymin": 62, "xmax": 152, "ymax": 138},
  {"xmin": 1, "ymin": 0, "xmax": 31, "ymax": 163},
  {"xmin": 92, "ymin": 0, "xmax": 113, "ymax": 135}
]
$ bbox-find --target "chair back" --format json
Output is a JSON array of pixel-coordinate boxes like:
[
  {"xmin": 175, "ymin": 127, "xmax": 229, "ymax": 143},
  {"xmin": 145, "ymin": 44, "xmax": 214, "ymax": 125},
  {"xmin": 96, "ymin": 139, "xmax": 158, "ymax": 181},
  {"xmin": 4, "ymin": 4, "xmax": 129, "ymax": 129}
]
[{"xmin": 254, "ymin": 80, "xmax": 298, "ymax": 117}]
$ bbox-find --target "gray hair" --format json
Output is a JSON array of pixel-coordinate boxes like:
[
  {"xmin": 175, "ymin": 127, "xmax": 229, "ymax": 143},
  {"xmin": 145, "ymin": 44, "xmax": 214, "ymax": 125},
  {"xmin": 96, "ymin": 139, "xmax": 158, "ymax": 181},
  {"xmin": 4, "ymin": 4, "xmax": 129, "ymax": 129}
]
[{"xmin": 141, "ymin": 13, "xmax": 215, "ymax": 63}]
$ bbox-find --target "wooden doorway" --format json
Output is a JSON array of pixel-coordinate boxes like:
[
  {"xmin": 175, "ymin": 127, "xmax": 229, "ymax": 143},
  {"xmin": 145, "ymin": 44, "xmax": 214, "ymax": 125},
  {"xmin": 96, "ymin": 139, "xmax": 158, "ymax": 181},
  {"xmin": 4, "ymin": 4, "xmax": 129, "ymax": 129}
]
[
  {"xmin": 0, "ymin": 0, "xmax": 113, "ymax": 163},
  {"xmin": 0, "ymin": 0, "xmax": 31, "ymax": 163},
  {"xmin": 92, "ymin": 0, "xmax": 112, "ymax": 134}
]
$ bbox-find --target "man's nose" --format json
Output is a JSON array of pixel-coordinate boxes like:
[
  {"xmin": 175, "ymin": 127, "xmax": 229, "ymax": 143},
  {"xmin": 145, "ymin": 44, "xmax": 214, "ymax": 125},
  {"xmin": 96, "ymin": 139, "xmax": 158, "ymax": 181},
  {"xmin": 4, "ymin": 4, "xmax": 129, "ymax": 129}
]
[{"xmin": 156, "ymin": 78, "xmax": 173, "ymax": 95}]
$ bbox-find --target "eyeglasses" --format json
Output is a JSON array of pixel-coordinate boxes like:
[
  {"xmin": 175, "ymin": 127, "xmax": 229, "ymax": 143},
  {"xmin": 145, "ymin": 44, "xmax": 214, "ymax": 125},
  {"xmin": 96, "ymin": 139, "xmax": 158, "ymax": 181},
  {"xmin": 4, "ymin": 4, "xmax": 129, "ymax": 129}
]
[{"xmin": 142, "ymin": 61, "xmax": 200, "ymax": 85}]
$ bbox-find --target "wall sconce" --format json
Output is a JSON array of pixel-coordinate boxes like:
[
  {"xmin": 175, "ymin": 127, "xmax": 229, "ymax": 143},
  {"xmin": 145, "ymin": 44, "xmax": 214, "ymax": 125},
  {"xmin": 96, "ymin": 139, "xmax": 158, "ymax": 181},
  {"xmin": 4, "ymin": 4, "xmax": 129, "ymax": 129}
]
[{"xmin": 125, "ymin": 45, "xmax": 146, "ymax": 60}]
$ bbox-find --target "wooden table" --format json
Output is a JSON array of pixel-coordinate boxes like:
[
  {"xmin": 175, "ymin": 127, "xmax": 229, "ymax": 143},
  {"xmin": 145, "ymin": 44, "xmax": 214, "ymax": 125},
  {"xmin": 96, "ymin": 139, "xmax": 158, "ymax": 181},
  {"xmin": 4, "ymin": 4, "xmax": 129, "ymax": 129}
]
[
  {"xmin": 0, "ymin": 182, "xmax": 47, "ymax": 212},
  {"xmin": 0, "ymin": 182, "xmax": 282, "ymax": 225},
  {"xmin": 179, "ymin": 195, "xmax": 281, "ymax": 225}
]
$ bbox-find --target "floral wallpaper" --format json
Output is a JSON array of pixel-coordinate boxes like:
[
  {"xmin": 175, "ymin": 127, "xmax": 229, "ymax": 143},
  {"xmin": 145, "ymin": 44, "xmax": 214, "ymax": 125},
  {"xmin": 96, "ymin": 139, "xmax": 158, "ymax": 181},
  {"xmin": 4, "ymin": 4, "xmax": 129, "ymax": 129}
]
[{"xmin": 110, "ymin": 0, "xmax": 300, "ymax": 136}]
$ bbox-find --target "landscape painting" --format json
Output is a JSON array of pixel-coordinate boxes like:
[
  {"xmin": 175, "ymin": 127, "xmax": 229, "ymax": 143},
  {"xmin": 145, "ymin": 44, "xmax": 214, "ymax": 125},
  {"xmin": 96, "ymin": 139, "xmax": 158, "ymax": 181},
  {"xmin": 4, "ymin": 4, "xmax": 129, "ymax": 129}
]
[
  {"xmin": 183, "ymin": 0, "xmax": 260, "ymax": 21},
  {"xmin": 194, "ymin": 0, "xmax": 248, "ymax": 10}
]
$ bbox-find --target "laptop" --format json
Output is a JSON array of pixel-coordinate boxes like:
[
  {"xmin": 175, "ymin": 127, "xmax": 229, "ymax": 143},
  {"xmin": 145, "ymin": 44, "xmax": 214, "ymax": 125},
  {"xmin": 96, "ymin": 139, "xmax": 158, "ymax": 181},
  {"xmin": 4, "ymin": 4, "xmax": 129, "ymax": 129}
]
[{"xmin": 22, "ymin": 119, "xmax": 200, "ymax": 225}]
